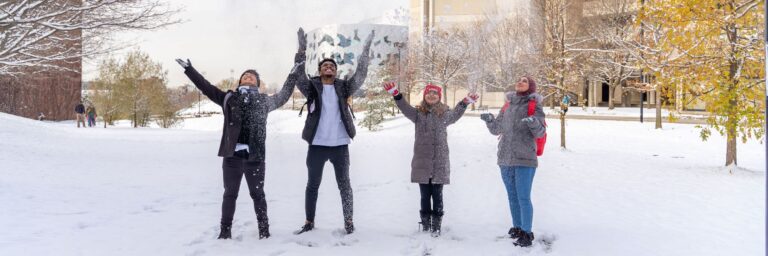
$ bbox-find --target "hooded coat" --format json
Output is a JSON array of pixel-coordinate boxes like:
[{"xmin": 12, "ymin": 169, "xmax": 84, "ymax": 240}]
[
  {"xmin": 394, "ymin": 94, "xmax": 468, "ymax": 184},
  {"xmin": 485, "ymin": 92, "xmax": 546, "ymax": 168}
]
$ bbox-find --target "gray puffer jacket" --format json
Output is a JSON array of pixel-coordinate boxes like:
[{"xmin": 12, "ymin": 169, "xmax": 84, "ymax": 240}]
[
  {"xmin": 394, "ymin": 95, "xmax": 468, "ymax": 184},
  {"xmin": 484, "ymin": 92, "xmax": 546, "ymax": 168}
]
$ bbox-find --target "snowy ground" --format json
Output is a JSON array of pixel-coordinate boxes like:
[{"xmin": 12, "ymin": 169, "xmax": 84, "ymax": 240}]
[{"xmin": 0, "ymin": 110, "xmax": 764, "ymax": 256}]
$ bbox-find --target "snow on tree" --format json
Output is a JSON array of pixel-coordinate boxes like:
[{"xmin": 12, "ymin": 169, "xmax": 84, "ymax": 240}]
[
  {"xmin": 580, "ymin": 0, "xmax": 642, "ymax": 110},
  {"xmin": 638, "ymin": 0, "xmax": 765, "ymax": 167},
  {"xmin": 411, "ymin": 27, "xmax": 472, "ymax": 103},
  {"xmin": 0, "ymin": 0, "xmax": 181, "ymax": 76},
  {"xmin": 357, "ymin": 60, "xmax": 397, "ymax": 131}
]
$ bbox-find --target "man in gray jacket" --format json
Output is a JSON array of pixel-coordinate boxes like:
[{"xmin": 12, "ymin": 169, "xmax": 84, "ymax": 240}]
[{"xmin": 293, "ymin": 28, "xmax": 375, "ymax": 235}]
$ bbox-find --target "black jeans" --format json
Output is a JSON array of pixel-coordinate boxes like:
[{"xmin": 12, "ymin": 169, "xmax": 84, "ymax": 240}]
[
  {"xmin": 419, "ymin": 181, "xmax": 443, "ymax": 214},
  {"xmin": 220, "ymin": 151, "xmax": 268, "ymax": 226},
  {"xmin": 305, "ymin": 145, "xmax": 353, "ymax": 222}
]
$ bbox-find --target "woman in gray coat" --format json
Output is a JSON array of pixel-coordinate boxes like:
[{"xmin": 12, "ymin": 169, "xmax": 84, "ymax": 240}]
[
  {"xmin": 480, "ymin": 76, "xmax": 546, "ymax": 247},
  {"xmin": 383, "ymin": 81, "xmax": 478, "ymax": 237}
]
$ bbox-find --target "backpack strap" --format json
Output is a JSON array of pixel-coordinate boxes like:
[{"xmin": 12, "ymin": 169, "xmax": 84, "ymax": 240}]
[
  {"xmin": 527, "ymin": 98, "xmax": 536, "ymax": 117},
  {"xmin": 298, "ymin": 99, "xmax": 311, "ymax": 117},
  {"xmin": 500, "ymin": 102, "xmax": 510, "ymax": 114}
]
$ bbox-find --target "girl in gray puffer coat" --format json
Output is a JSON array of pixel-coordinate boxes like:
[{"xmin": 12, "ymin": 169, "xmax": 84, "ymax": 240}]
[
  {"xmin": 383, "ymin": 81, "xmax": 478, "ymax": 237},
  {"xmin": 481, "ymin": 76, "xmax": 545, "ymax": 247}
]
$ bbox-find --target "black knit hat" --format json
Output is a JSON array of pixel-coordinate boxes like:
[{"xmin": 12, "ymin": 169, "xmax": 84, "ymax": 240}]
[
  {"xmin": 318, "ymin": 58, "xmax": 337, "ymax": 70},
  {"xmin": 239, "ymin": 69, "xmax": 260, "ymax": 87}
]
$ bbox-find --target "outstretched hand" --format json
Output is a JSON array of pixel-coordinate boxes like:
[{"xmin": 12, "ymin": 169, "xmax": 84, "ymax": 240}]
[
  {"xmin": 295, "ymin": 28, "xmax": 307, "ymax": 64},
  {"xmin": 463, "ymin": 92, "xmax": 479, "ymax": 104},
  {"xmin": 362, "ymin": 30, "xmax": 375, "ymax": 56},
  {"xmin": 521, "ymin": 116, "xmax": 536, "ymax": 124},
  {"xmin": 175, "ymin": 58, "xmax": 191, "ymax": 69},
  {"xmin": 480, "ymin": 113, "xmax": 495, "ymax": 123},
  {"xmin": 297, "ymin": 27, "xmax": 307, "ymax": 52},
  {"xmin": 382, "ymin": 81, "xmax": 399, "ymax": 96}
]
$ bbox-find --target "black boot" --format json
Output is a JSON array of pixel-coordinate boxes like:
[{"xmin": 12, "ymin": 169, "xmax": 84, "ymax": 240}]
[
  {"xmin": 294, "ymin": 222, "xmax": 314, "ymax": 235},
  {"xmin": 258, "ymin": 223, "xmax": 270, "ymax": 239},
  {"xmin": 419, "ymin": 211, "xmax": 432, "ymax": 232},
  {"xmin": 508, "ymin": 227, "xmax": 523, "ymax": 239},
  {"xmin": 514, "ymin": 231, "xmax": 535, "ymax": 247},
  {"xmin": 344, "ymin": 220, "xmax": 355, "ymax": 234},
  {"xmin": 430, "ymin": 211, "xmax": 443, "ymax": 237},
  {"xmin": 217, "ymin": 224, "xmax": 232, "ymax": 239}
]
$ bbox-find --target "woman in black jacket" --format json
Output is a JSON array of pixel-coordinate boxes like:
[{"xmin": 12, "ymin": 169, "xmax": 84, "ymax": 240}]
[{"xmin": 175, "ymin": 38, "xmax": 304, "ymax": 239}]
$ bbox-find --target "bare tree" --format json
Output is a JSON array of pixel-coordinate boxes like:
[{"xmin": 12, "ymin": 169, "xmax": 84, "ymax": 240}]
[
  {"xmin": 0, "ymin": 0, "xmax": 181, "ymax": 76},
  {"xmin": 580, "ymin": 0, "xmax": 640, "ymax": 110},
  {"xmin": 467, "ymin": 11, "xmax": 540, "ymax": 109},
  {"xmin": 413, "ymin": 28, "xmax": 471, "ymax": 103},
  {"xmin": 532, "ymin": 0, "xmax": 590, "ymax": 149}
]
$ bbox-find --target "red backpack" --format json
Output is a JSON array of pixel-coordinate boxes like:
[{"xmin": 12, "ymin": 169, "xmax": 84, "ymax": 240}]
[{"xmin": 500, "ymin": 98, "xmax": 547, "ymax": 156}]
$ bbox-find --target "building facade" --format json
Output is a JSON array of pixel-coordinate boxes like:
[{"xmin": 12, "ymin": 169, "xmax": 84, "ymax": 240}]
[
  {"xmin": 408, "ymin": 0, "xmax": 703, "ymax": 111},
  {"xmin": 305, "ymin": 24, "xmax": 409, "ymax": 82}
]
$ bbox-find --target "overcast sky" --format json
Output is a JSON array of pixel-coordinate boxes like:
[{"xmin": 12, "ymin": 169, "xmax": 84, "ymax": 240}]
[{"xmin": 83, "ymin": 0, "xmax": 408, "ymax": 89}]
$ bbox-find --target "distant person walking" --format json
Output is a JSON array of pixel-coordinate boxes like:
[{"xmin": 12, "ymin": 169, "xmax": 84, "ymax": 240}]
[
  {"xmin": 74, "ymin": 102, "xmax": 86, "ymax": 128},
  {"xmin": 86, "ymin": 105, "xmax": 97, "ymax": 127}
]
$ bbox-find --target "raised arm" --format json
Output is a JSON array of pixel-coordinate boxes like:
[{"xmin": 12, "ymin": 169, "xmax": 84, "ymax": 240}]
[
  {"xmin": 267, "ymin": 61, "xmax": 302, "ymax": 112},
  {"xmin": 294, "ymin": 28, "xmax": 313, "ymax": 98},
  {"xmin": 345, "ymin": 30, "xmax": 375, "ymax": 97},
  {"xmin": 177, "ymin": 59, "xmax": 227, "ymax": 106},
  {"xmin": 443, "ymin": 93, "xmax": 477, "ymax": 125},
  {"xmin": 384, "ymin": 81, "xmax": 417, "ymax": 122}
]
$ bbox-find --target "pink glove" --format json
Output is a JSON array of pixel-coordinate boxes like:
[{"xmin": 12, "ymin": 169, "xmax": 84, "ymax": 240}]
[
  {"xmin": 463, "ymin": 93, "xmax": 479, "ymax": 104},
  {"xmin": 383, "ymin": 81, "xmax": 399, "ymax": 96}
]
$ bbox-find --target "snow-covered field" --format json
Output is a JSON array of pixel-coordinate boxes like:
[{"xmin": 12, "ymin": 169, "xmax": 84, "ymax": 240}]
[{"xmin": 0, "ymin": 110, "xmax": 763, "ymax": 256}]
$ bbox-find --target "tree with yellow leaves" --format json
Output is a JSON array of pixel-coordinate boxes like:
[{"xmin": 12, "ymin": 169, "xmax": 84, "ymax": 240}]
[{"xmin": 639, "ymin": 0, "xmax": 765, "ymax": 167}]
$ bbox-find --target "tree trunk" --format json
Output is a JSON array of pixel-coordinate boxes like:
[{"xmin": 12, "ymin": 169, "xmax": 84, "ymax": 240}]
[
  {"xmin": 622, "ymin": 92, "xmax": 629, "ymax": 107},
  {"xmin": 442, "ymin": 84, "xmax": 448, "ymax": 103},
  {"xmin": 608, "ymin": 85, "xmax": 616, "ymax": 109},
  {"xmin": 479, "ymin": 88, "xmax": 484, "ymax": 108},
  {"xmin": 655, "ymin": 89, "xmax": 662, "ymax": 129},
  {"xmin": 549, "ymin": 95, "xmax": 556, "ymax": 110},
  {"xmin": 560, "ymin": 112, "xmax": 566, "ymax": 149},
  {"xmin": 726, "ymin": 125, "xmax": 737, "ymax": 166}
]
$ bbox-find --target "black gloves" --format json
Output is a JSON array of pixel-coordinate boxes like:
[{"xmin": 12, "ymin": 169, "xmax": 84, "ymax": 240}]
[
  {"xmin": 175, "ymin": 58, "xmax": 191, "ymax": 69},
  {"xmin": 295, "ymin": 28, "xmax": 307, "ymax": 64},
  {"xmin": 480, "ymin": 113, "xmax": 494, "ymax": 122}
]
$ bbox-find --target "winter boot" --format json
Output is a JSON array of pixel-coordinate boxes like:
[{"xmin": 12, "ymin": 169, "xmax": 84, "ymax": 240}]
[
  {"xmin": 508, "ymin": 227, "xmax": 524, "ymax": 239},
  {"xmin": 344, "ymin": 219, "xmax": 355, "ymax": 234},
  {"xmin": 217, "ymin": 224, "xmax": 232, "ymax": 239},
  {"xmin": 514, "ymin": 231, "xmax": 535, "ymax": 247},
  {"xmin": 419, "ymin": 211, "xmax": 432, "ymax": 232},
  {"xmin": 258, "ymin": 223, "xmax": 270, "ymax": 239},
  {"xmin": 431, "ymin": 211, "xmax": 443, "ymax": 237},
  {"xmin": 294, "ymin": 222, "xmax": 314, "ymax": 235}
]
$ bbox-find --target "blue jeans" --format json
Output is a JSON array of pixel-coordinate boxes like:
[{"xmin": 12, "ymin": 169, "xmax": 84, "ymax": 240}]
[{"xmin": 500, "ymin": 165, "xmax": 536, "ymax": 232}]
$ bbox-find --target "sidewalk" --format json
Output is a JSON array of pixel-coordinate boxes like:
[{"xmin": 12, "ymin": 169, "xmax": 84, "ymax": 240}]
[{"xmin": 463, "ymin": 106, "xmax": 709, "ymax": 124}]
